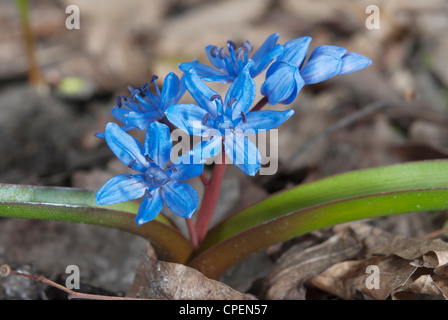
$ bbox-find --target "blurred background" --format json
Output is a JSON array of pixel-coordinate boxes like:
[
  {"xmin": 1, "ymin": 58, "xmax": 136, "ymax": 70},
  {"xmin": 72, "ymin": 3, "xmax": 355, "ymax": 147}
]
[{"xmin": 1, "ymin": 0, "xmax": 448, "ymax": 299}]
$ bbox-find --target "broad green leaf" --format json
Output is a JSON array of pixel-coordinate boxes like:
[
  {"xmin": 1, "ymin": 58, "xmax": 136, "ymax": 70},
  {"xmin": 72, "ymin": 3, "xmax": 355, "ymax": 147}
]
[
  {"xmin": 189, "ymin": 188, "xmax": 448, "ymax": 279},
  {"xmin": 0, "ymin": 184, "xmax": 190, "ymax": 263},
  {"xmin": 0, "ymin": 183, "xmax": 173, "ymax": 225},
  {"xmin": 0, "ymin": 201, "xmax": 192, "ymax": 264},
  {"xmin": 200, "ymin": 160, "xmax": 448, "ymax": 251}
]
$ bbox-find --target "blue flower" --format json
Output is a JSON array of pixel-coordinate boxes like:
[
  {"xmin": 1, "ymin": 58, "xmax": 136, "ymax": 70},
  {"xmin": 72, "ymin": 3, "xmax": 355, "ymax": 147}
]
[
  {"xmin": 95, "ymin": 72, "xmax": 185, "ymax": 138},
  {"xmin": 96, "ymin": 121, "xmax": 203, "ymax": 225},
  {"xmin": 261, "ymin": 37, "xmax": 372, "ymax": 105},
  {"xmin": 179, "ymin": 33, "xmax": 283, "ymax": 83},
  {"xmin": 165, "ymin": 61, "xmax": 294, "ymax": 176}
]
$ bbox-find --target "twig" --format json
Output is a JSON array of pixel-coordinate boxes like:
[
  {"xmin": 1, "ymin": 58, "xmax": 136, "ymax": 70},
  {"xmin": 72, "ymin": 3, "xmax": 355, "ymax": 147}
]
[
  {"xmin": 420, "ymin": 226, "xmax": 448, "ymax": 240},
  {"xmin": 288, "ymin": 101, "xmax": 394, "ymax": 162},
  {"xmin": 0, "ymin": 264, "xmax": 151, "ymax": 300}
]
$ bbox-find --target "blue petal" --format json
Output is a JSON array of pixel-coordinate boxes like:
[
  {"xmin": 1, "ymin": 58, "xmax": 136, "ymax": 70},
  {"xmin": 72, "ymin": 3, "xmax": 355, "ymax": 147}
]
[
  {"xmin": 300, "ymin": 45, "xmax": 346, "ymax": 84},
  {"xmin": 104, "ymin": 122, "xmax": 148, "ymax": 172},
  {"xmin": 339, "ymin": 52, "xmax": 372, "ymax": 75},
  {"xmin": 161, "ymin": 181, "xmax": 199, "ymax": 218},
  {"xmin": 96, "ymin": 174, "xmax": 147, "ymax": 205},
  {"xmin": 135, "ymin": 188, "xmax": 164, "ymax": 225},
  {"xmin": 236, "ymin": 109, "xmax": 295, "ymax": 132},
  {"xmin": 250, "ymin": 43, "xmax": 284, "ymax": 77},
  {"xmin": 188, "ymin": 135, "xmax": 223, "ymax": 161},
  {"xmin": 278, "ymin": 36, "xmax": 312, "ymax": 67},
  {"xmin": 169, "ymin": 153, "xmax": 204, "ymax": 181},
  {"xmin": 165, "ymin": 104, "xmax": 214, "ymax": 136},
  {"xmin": 145, "ymin": 122, "xmax": 173, "ymax": 169},
  {"xmin": 307, "ymin": 45, "xmax": 347, "ymax": 60},
  {"xmin": 95, "ymin": 123, "xmax": 137, "ymax": 140},
  {"xmin": 251, "ymin": 33, "xmax": 280, "ymax": 65},
  {"xmin": 183, "ymin": 69, "xmax": 222, "ymax": 118},
  {"xmin": 225, "ymin": 60, "xmax": 256, "ymax": 120},
  {"xmin": 95, "ymin": 132, "xmax": 105, "ymax": 139},
  {"xmin": 111, "ymin": 106, "xmax": 130, "ymax": 124},
  {"xmin": 224, "ymin": 133, "xmax": 261, "ymax": 176},
  {"xmin": 261, "ymin": 61, "xmax": 304, "ymax": 105},
  {"xmin": 201, "ymin": 74, "xmax": 235, "ymax": 83},
  {"xmin": 125, "ymin": 111, "xmax": 162, "ymax": 130},
  {"xmin": 180, "ymin": 60, "xmax": 228, "ymax": 81},
  {"xmin": 160, "ymin": 72, "xmax": 181, "ymax": 111}
]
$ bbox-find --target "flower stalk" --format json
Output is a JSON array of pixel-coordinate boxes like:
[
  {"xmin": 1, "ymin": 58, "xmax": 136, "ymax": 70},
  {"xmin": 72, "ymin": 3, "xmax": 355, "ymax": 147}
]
[{"xmin": 195, "ymin": 150, "xmax": 227, "ymax": 244}]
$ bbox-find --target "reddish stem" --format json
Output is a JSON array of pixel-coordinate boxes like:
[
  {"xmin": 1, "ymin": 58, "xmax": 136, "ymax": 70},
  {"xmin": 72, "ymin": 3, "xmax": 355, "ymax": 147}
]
[
  {"xmin": 195, "ymin": 151, "xmax": 227, "ymax": 244},
  {"xmin": 250, "ymin": 96, "xmax": 269, "ymax": 112},
  {"xmin": 199, "ymin": 172, "xmax": 210, "ymax": 187},
  {"xmin": 186, "ymin": 218, "xmax": 199, "ymax": 249}
]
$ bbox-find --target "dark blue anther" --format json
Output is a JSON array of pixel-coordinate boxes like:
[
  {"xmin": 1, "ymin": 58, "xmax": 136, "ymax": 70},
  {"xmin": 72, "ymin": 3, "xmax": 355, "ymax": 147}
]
[
  {"xmin": 235, "ymin": 47, "xmax": 244, "ymax": 60},
  {"xmin": 240, "ymin": 111, "xmax": 247, "ymax": 123},
  {"xmin": 242, "ymin": 40, "xmax": 253, "ymax": 53},
  {"xmin": 128, "ymin": 159, "xmax": 136, "ymax": 168},
  {"xmin": 127, "ymin": 174, "xmax": 133, "ymax": 179},
  {"xmin": 227, "ymin": 40, "xmax": 236, "ymax": 50},
  {"xmin": 145, "ymin": 154, "xmax": 153, "ymax": 163},
  {"xmin": 227, "ymin": 98, "xmax": 237, "ymax": 107},
  {"xmin": 151, "ymin": 75, "xmax": 159, "ymax": 82},
  {"xmin": 116, "ymin": 96, "xmax": 122, "ymax": 108},
  {"xmin": 219, "ymin": 47, "xmax": 226, "ymax": 59},
  {"xmin": 167, "ymin": 163, "xmax": 178, "ymax": 172},
  {"xmin": 210, "ymin": 94, "xmax": 222, "ymax": 101},
  {"xmin": 210, "ymin": 46, "xmax": 219, "ymax": 58},
  {"xmin": 202, "ymin": 113, "xmax": 210, "ymax": 125}
]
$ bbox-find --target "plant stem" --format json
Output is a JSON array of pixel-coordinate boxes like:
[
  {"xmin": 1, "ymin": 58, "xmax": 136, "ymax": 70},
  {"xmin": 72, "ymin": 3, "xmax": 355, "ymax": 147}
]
[
  {"xmin": 186, "ymin": 218, "xmax": 199, "ymax": 249},
  {"xmin": 16, "ymin": 0, "xmax": 42, "ymax": 86},
  {"xmin": 195, "ymin": 151, "xmax": 227, "ymax": 244},
  {"xmin": 199, "ymin": 172, "xmax": 210, "ymax": 187},
  {"xmin": 250, "ymin": 96, "xmax": 269, "ymax": 112}
]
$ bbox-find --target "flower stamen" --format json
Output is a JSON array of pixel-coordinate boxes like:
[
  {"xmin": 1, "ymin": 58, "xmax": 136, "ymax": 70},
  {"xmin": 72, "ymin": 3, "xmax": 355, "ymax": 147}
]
[
  {"xmin": 145, "ymin": 154, "xmax": 153, "ymax": 163},
  {"xmin": 128, "ymin": 159, "xmax": 136, "ymax": 168},
  {"xmin": 210, "ymin": 94, "xmax": 222, "ymax": 101},
  {"xmin": 227, "ymin": 98, "xmax": 237, "ymax": 108},
  {"xmin": 218, "ymin": 47, "xmax": 226, "ymax": 59},
  {"xmin": 240, "ymin": 111, "xmax": 247, "ymax": 123},
  {"xmin": 210, "ymin": 45, "xmax": 219, "ymax": 58},
  {"xmin": 202, "ymin": 113, "xmax": 210, "ymax": 125}
]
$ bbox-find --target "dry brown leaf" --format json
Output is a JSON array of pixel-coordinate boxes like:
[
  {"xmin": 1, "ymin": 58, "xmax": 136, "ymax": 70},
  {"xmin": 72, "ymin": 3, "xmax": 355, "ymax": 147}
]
[
  {"xmin": 262, "ymin": 227, "xmax": 363, "ymax": 299},
  {"xmin": 127, "ymin": 243, "xmax": 255, "ymax": 300},
  {"xmin": 310, "ymin": 255, "xmax": 417, "ymax": 300},
  {"xmin": 309, "ymin": 223, "xmax": 448, "ymax": 300}
]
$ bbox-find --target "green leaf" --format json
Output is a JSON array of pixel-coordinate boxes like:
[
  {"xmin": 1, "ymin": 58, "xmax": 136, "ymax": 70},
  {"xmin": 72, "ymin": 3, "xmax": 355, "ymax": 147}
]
[
  {"xmin": 0, "ymin": 183, "xmax": 173, "ymax": 225},
  {"xmin": 0, "ymin": 201, "xmax": 192, "ymax": 263},
  {"xmin": 200, "ymin": 160, "xmax": 448, "ymax": 251},
  {"xmin": 0, "ymin": 184, "xmax": 191, "ymax": 263},
  {"xmin": 189, "ymin": 188, "xmax": 448, "ymax": 279}
]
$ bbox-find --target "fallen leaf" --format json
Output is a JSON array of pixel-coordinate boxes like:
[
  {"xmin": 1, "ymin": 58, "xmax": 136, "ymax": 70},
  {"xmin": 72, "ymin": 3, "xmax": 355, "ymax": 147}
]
[
  {"xmin": 262, "ymin": 227, "xmax": 363, "ymax": 299},
  {"xmin": 127, "ymin": 243, "xmax": 255, "ymax": 300},
  {"xmin": 309, "ymin": 223, "xmax": 448, "ymax": 300}
]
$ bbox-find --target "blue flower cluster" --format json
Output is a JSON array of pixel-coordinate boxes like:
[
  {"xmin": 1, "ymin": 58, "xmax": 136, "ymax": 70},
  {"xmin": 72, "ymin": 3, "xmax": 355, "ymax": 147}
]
[{"xmin": 96, "ymin": 33, "xmax": 371, "ymax": 224}]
